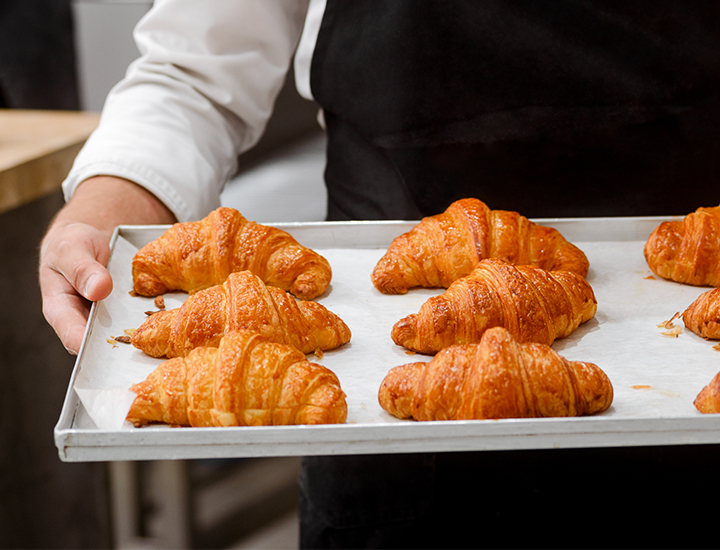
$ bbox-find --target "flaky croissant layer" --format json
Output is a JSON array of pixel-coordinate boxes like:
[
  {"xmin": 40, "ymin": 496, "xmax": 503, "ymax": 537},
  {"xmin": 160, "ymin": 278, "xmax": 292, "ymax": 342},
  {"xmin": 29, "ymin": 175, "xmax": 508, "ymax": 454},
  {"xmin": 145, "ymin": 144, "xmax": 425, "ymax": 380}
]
[
  {"xmin": 379, "ymin": 326, "xmax": 613, "ymax": 421},
  {"xmin": 131, "ymin": 270, "xmax": 351, "ymax": 358},
  {"xmin": 644, "ymin": 204, "xmax": 720, "ymax": 287},
  {"xmin": 372, "ymin": 197, "xmax": 589, "ymax": 294},
  {"xmin": 683, "ymin": 287, "xmax": 720, "ymax": 340},
  {"xmin": 694, "ymin": 371, "xmax": 720, "ymax": 414},
  {"xmin": 127, "ymin": 330, "xmax": 348, "ymax": 427},
  {"xmin": 391, "ymin": 258, "xmax": 597, "ymax": 355},
  {"xmin": 132, "ymin": 206, "xmax": 332, "ymax": 300}
]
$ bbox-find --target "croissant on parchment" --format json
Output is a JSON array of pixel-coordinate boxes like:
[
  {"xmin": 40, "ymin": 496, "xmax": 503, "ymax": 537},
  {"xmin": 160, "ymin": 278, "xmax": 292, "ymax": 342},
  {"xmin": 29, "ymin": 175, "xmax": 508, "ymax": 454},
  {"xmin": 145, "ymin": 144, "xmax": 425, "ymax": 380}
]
[
  {"xmin": 379, "ymin": 326, "xmax": 613, "ymax": 421},
  {"xmin": 644, "ymin": 204, "xmax": 720, "ymax": 287},
  {"xmin": 126, "ymin": 330, "xmax": 347, "ymax": 427},
  {"xmin": 694, "ymin": 371, "xmax": 720, "ymax": 414},
  {"xmin": 131, "ymin": 271, "xmax": 351, "ymax": 358},
  {"xmin": 683, "ymin": 287, "xmax": 720, "ymax": 340},
  {"xmin": 391, "ymin": 258, "xmax": 597, "ymax": 355},
  {"xmin": 371, "ymin": 197, "xmax": 589, "ymax": 294},
  {"xmin": 132, "ymin": 206, "xmax": 332, "ymax": 300}
]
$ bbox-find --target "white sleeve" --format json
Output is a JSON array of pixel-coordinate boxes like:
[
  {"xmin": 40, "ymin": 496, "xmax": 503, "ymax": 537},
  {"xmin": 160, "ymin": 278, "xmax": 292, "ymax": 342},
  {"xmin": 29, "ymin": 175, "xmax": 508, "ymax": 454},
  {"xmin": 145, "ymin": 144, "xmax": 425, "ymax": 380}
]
[{"xmin": 62, "ymin": 0, "xmax": 311, "ymax": 222}]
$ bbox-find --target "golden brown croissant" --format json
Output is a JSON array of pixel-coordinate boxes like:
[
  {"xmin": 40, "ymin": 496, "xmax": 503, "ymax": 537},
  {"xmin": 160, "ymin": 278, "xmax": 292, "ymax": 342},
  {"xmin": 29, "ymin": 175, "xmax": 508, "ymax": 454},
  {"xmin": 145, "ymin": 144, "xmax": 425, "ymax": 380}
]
[
  {"xmin": 131, "ymin": 271, "xmax": 351, "ymax": 358},
  {"xmin": 694, "ymin": 371, "xmax": 720, "ymax": 414},
  {"xmin": 379, "ymin": 326, "xmax": 613, "ymax": 421},
  {"xmin": 644, "ymin": 204, "xmax": 720, "ymax": 287},
  {"xmin": 132, "ymin": 206, "xmax": 332, "ymax": 300},
  {"xmin": 682, "ymin": 287, "xmax": 720, "ymax": 340},
  {"xmin": 391, "ymin": 258, "xmax": 597, "ymax": 355},
  {"xmin": 371, "ymin": 197, "xmax": 589, "ymax": 294},
  {"xmin": 127, "ymin": 330, "xmax": 347, "ymax": 427}
]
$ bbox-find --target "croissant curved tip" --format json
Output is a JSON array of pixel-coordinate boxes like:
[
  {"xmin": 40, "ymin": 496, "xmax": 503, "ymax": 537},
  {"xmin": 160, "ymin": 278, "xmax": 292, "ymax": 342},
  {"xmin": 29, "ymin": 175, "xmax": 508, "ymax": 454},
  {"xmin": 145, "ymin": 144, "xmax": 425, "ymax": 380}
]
[
  {"xmin": 371, "ymin": 256, "xmax": 413, "ymax": 294},
  {"xmin": 572, "ymin": 361, "xmax": 614, "ymax": 415},
  {"xmin": 391, "ymin": 315, "xmax": 418, "ymax": 349},
  {"xmin": 371, "ymin": 267, "xmax": 410, "ymax": 294},
  {"xmin": 126, "ymin": 381, "xmax": 165, "ymax": 426},
  {"xmin": 297, "ymin": 402, "xmax": 348, "ymax": 424},
  {"xmin": 373, "ymin": 279, "xmax": 409, "ymax": 295},
  {"xmin": 290, "ymin": 277, "xmax": 331, "ymax": 300},
  {"xmin": 694, "ymin": 372, "xmax": 720, "ymax": 413},
  {"xmin": 694, "ymin": 390, "xmax": 715, "ymax": 413},
  {"xmin": 290, "ymin": 267, "xmax": 332, "ymax": 300},
  {"xmin": 130, "ymin": 310, "xmax": 176, "ymax": 358},
  {"xmin": 132, "ymin": 272, "xmax": 169, "ymax": 297},
  {"xmin": 290, "ymin": 282, "xmax": 325, "ymax": 300},
  {"xmin": 378, "ymin": 363, "xmax": 424, "ymax": 419}
]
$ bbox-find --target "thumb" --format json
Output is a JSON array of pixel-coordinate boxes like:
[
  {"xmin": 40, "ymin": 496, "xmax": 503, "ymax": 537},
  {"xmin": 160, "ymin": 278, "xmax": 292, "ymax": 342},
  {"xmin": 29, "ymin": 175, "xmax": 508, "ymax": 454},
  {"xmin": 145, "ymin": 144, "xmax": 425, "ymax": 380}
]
[
  {"xmin": 78, "ymin": 265, "xmax": 114, "ymax": 303},
  {"xmin": 42, "ymin": 222, "xmax": 114, "ymax": 302},
  {"xmin": 40, "ymin": 223, "xmax": 116, "ymax": 354}
]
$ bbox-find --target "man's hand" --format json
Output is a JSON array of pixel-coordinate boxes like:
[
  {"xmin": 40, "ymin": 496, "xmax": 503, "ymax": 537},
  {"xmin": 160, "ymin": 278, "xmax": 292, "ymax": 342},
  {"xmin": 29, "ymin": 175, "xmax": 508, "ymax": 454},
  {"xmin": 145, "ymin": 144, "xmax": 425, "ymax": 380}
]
[
  {"xmin": 40, "ymin": 222, "xmax": 114, "ymax": 354},
  {"xmin": 39, "ymin": 176, "xmax": 176, "ymax": 354}
]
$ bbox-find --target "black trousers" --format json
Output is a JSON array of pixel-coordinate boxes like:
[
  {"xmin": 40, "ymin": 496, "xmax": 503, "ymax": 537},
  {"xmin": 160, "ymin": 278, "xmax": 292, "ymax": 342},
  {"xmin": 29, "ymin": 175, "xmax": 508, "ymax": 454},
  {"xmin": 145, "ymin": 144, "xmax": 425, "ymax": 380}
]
[{"xmin": 299, "ymin": 445, "xmax": 719, "ymax": 549}]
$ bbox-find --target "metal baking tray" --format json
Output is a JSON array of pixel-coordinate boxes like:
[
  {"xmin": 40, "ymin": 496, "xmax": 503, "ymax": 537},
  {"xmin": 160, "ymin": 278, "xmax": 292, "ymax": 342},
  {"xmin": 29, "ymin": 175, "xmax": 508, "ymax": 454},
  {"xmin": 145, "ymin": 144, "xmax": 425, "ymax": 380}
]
[{"xmin": 54, "ymin": 217, "xmax": 720, "ymax": 462}]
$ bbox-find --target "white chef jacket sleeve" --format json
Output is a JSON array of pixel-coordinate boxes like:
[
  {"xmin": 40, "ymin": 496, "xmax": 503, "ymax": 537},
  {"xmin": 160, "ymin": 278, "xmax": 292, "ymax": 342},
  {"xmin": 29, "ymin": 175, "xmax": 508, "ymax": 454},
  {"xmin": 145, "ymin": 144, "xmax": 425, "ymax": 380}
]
[{"xmin": 62, "ymin": 0, "xmax": 311, "ymax": 223}]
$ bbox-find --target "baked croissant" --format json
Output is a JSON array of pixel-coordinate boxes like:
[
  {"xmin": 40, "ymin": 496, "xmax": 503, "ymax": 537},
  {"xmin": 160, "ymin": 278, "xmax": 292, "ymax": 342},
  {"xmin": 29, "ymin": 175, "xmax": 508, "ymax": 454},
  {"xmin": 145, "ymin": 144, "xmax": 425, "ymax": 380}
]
[
  {"xmin": 694, "ymin": 371, "xmax": 720, "ymax": 414},
  {"xmin": 391, "ymin": 258, "xmax": 597, "ymax": 355},
  {"xmin": 131, "ymin": 271, "xmax": 351, "ymax": 358},
  {"xmin": 132, "ymin": 206, "xmax": 332, "ymax": 300},
  {"xmin": 379, "ymin": 326, "xmax": 613, "ymax": 421},
  {"xmin": 644, "ymin": 204, "xmax": 720, "ymax": 287},
  {"xmin": 683, "ymin": 287, "xmax": 720, "ymax": 340},
  {"xmin": 127, "ymin": 330, "xmax": 347, "ymax": 427},
  {"xmin": 371, "ymin": 197, "xmax": 589, "ymax": 294}
]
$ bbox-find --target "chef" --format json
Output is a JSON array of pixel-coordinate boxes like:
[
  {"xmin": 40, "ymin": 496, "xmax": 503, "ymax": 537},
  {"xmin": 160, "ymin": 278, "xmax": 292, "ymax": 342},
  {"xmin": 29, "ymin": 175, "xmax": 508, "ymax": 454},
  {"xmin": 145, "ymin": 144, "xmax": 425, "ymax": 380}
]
[{"xmin": 40, "ymin": 1, "xmax": 720, "ymax": 547}]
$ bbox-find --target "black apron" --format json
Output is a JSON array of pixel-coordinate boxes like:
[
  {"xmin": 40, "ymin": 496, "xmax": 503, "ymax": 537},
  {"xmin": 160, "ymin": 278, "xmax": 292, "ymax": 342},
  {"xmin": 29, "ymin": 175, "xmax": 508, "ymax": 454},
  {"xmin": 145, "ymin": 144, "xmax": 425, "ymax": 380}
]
[
  {"xmin": 300, "ymin": 2, "xmax": 720, "ymax": 548},
  {"xmin": 312, "ymin": 0, "xmax": 720, "ymax": 221}
]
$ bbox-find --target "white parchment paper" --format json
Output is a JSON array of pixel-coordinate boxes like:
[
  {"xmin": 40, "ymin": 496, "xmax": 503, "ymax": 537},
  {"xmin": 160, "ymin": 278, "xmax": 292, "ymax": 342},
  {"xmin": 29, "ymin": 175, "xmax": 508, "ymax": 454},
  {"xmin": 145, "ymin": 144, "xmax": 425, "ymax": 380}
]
[{"xmin": 72, "ymin": 232, "xmax": 719, "ymax": 431}]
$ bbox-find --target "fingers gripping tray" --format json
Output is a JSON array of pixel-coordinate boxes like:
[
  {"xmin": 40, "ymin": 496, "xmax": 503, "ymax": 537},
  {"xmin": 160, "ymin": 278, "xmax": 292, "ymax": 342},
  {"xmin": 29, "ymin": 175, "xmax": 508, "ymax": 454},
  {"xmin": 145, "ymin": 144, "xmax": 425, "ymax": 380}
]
[{"xmin": 54, "ymin": 218, "xmax": 720, "ymax": 462}]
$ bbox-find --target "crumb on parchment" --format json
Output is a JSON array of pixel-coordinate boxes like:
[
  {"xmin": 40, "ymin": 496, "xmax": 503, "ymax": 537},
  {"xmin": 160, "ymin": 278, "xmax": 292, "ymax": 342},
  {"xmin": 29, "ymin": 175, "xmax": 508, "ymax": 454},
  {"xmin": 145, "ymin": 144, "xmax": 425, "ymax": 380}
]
[
  {"xmin": 108, "ymin": 329, "xmax": 135, "ymax": 347},
  {"xmin": 658, "ymin": 312, "xmax": 683, "ymax": 337},
  {"xmin": 661, "ymin": 325, "xmax": 683, "ymax": 338}
]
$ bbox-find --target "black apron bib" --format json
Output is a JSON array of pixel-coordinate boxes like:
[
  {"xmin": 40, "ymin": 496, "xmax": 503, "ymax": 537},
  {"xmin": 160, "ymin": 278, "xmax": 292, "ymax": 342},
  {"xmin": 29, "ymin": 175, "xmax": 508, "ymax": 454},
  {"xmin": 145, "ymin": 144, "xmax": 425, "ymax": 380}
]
[{"xmin": 311, "ymin": 0, "xmax": 720, "ymax": 220}]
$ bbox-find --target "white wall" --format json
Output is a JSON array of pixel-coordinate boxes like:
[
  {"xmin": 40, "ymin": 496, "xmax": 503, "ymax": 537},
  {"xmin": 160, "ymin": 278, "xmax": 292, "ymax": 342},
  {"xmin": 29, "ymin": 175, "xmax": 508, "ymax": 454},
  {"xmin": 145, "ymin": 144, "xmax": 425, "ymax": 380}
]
[{"xmin": 72, "ymin": 0, "xmax": 152, "ymax": 112}]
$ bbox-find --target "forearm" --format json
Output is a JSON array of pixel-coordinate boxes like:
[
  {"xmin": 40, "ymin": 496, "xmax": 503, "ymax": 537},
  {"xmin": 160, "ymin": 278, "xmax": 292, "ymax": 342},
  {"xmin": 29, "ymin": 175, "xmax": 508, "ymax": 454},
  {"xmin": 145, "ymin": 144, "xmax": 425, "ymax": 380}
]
[{"xmin": 50, "ymin": 176, "xmax": 176, "ymax": 240}]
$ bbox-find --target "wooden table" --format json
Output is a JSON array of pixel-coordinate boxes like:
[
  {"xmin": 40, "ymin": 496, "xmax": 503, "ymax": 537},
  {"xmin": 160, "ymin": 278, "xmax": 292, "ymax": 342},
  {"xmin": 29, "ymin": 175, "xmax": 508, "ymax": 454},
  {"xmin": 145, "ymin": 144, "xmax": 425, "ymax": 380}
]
[{"xmin": 0, "ymin": 109, "xmax": 101, "ymax": 214}]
